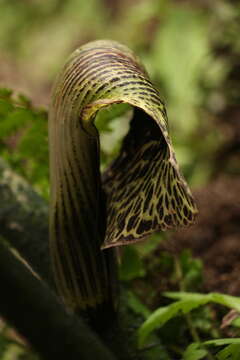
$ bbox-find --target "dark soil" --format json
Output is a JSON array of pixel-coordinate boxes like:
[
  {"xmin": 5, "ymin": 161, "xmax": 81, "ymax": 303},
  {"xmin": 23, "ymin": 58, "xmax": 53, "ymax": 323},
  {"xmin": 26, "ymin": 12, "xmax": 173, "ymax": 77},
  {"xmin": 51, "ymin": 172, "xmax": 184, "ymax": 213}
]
[
  {"xmin": 133, "ymin": 176, "xmax": 240, "ymax": 310},
  {"xmin": 144, "ymin": 176, "xmax": 240, "ymax": 303},
  {"xmin": 173, "ymin": 177, "xmax": 240, "ymax": 295}
]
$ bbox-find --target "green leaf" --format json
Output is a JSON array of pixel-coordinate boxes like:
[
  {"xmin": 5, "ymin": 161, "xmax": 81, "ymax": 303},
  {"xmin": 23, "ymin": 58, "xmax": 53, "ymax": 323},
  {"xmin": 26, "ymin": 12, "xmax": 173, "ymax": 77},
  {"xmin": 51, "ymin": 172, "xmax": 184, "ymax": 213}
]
[
  {"xmin": 0, "ymin": 88, "xmax": 49, "ymax": 197},
  {"xmin": 126, "ymin": 290, "xmax": 151, "ymax": 319},
  {"xmin": 204, "ymin": 339, "xmax": 240, "ymax": 346},
  {"xmin": 232, "ymin": 317, "xmax": 240, "ymax": 328},
  {"xmin": 0, "ymin": 88, "xmax": 12, "ymax": 98},
  {"xmin": 0, "ymin": 108, "xmax": 33, "ymax": 137},
  {"xmin": 165, "ymin": 292, "xmax": 240, "ymax": 312},
  {"xmin": 216, "ymin": 344, "xmax": 240, "ymax": 360},
  {"xmin": 0, "ymin": 99, "xmax": 13, "ymax": 118},
  {"xmin": 182, "ymin": 343, "xmax": 207, "ymax": 360},
  {"xmin": 210, "ymin": 293, "xmax": 240, "ymax": 312},
  {"xmin": 182, "ymin": 340, "xmax": 240, "ymax": 360},
  {"xmin": 18, "ymin": 93, "xmax": 32, "ymax": 107},
  {"xmin": 139, "ymin": 292, "xmax": 240, "ymax": 346},
  {"xmin": 164, "ymin": 292, "xmax": 212, "ymax": 302},
  {"xmin": 204, "ymin": 339, "xmax": 240, "ymax": 360},
  {"xmin": 138, "ymin": 294, "xmax": 211, "ymax": 347}
]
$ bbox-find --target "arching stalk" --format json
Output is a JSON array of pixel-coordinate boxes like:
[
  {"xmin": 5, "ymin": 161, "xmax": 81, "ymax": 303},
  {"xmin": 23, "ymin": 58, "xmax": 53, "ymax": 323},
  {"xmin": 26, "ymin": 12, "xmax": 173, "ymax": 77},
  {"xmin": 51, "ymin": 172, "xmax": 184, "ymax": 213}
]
[{"xmin": 49, "ymin": 40, "xmax": 197, "ymax": 313}]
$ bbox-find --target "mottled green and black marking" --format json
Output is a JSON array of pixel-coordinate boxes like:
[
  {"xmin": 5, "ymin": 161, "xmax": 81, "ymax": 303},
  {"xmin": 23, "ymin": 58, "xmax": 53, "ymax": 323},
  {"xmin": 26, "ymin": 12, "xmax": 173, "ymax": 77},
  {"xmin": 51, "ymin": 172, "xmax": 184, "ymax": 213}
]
[
  {"xmin": 49, "ymin": 40, "xmax": 197, "ymax": 310},
  {"xmin": 102, "ymin": 107, "xmax": 197, "ymax": 248}
]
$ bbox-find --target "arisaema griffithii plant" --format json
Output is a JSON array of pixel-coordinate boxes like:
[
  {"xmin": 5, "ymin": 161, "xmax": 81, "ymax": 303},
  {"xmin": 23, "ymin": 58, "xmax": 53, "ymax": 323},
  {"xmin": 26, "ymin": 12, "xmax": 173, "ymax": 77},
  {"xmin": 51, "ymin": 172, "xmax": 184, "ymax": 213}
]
[{"xmin": 48, "ymin": 40, "xmax": 198, "ymax": 316}]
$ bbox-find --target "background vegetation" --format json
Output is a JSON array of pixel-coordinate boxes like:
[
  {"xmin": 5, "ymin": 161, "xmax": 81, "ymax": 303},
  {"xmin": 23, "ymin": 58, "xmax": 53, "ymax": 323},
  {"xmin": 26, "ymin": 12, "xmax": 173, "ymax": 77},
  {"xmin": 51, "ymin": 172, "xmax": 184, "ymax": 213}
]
[{"xmin": 0, "ymin": 0, "xmax": 240, "ymax": 359}]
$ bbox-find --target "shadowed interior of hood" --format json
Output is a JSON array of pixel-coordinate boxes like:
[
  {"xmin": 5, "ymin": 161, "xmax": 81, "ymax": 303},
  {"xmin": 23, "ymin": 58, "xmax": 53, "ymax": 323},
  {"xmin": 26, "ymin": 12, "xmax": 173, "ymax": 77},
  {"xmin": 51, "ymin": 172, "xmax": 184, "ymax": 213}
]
[{"xmin": 102, "ymin": 106, "xmax": 171, "ymax": 248}]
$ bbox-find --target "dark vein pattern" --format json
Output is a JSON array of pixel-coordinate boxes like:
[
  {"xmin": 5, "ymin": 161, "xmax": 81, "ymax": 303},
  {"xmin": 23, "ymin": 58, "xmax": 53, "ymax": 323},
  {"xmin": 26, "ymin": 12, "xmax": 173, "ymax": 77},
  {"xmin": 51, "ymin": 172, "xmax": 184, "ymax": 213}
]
[
  {"xmin": 49, "ymin": 40, "xmax": 198, "ymax": 310},
  {"xmin": 102, "ymin": 108, "xmax": 197, "ymax": 248}
]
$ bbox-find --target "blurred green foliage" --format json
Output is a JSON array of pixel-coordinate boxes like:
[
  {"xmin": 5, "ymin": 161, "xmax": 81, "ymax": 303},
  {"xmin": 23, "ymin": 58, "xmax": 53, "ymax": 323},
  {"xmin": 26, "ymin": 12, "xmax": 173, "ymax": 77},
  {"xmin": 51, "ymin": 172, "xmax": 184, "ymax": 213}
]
[
  {"xmin": 0, "ymin": 0, "xmax": 240, "ymax": 359},
  {"xmin": 0, "ymin": 89, "xmax": 49, "ymax": 197},
  {"xmin": 1, "ymin": 0, "xmax": 239, "ymax": 192}
]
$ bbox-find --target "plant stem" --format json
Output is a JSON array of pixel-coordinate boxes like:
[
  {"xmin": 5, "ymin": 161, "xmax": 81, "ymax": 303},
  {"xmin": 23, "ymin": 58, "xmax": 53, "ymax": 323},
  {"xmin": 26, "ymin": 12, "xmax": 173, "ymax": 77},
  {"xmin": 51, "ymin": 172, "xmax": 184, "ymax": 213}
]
[
  {"xmin": 174, "ymin": 255, "xmax": 215, "ymax": 360},
  {"xmin": 0, "ymin": 240, "xmax": 116, "ymax": 360}
]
